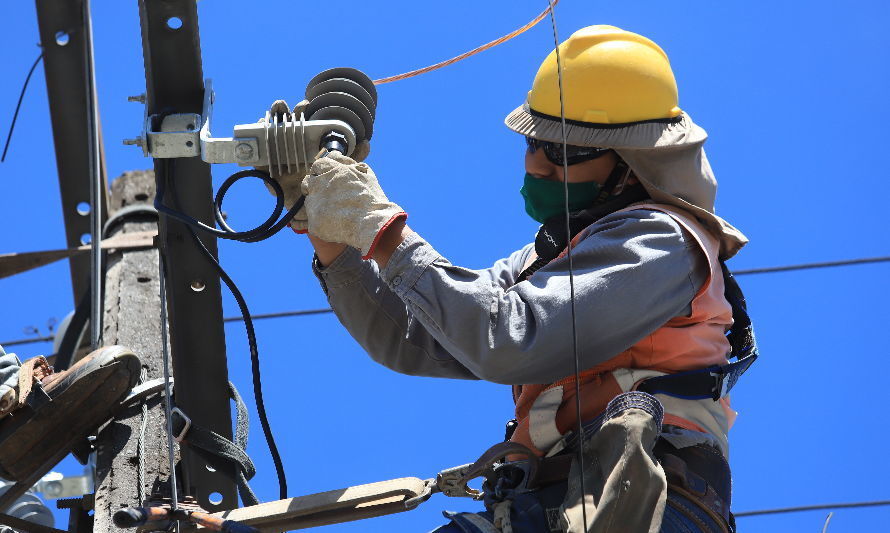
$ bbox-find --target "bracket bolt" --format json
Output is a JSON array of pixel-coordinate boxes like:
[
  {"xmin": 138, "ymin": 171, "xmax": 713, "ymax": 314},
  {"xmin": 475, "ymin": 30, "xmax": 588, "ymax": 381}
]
[
  {"xmin": 123, "ymin": 137, "xmax": 144, "ymax": 147},
  {"xmin": 234, "ymin": 142, "xmax": 254, "ymax": 161},
  {"xmin": 127, "ymin": 93, "xmax": 146, "ymax": 103}
]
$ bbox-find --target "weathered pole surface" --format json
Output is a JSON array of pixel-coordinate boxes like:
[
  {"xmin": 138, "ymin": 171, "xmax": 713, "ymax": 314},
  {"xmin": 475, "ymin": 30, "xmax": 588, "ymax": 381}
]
[{"xmin": 92, "ymin": 170, "xmax": 174, "ymax": 532}]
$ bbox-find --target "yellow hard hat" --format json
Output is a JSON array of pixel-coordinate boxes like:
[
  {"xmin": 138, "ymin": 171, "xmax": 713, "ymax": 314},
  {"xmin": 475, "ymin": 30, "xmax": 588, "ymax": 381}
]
[{"xmin": 527, "ymin": 25, "xmax": 682, "ymax": 125}]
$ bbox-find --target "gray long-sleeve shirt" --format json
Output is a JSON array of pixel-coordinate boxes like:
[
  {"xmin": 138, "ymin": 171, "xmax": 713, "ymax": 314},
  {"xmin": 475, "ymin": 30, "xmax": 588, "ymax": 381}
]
[{"xmin": 313, "ymin": 208, "xmax": 708, "ymax": 386}]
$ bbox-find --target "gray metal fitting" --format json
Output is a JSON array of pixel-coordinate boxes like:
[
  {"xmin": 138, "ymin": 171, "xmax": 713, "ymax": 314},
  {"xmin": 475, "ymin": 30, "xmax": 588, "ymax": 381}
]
[
  {"xmin": 127, "ymin": 94, "xmax": 146, "ymax": 103},
  {"xmin": 234, "ymin": 142, "xmax": 255, "ymax": 162},
  {"xmin": 122, "ymin": 137, "xmax": 144, "ymax": 147}
]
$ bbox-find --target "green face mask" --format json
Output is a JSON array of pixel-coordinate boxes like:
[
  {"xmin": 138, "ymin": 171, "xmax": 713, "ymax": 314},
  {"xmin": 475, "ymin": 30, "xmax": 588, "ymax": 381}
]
[{"xmin": 519, "ymin": 173, "xmax": 601, "ymax": 223}]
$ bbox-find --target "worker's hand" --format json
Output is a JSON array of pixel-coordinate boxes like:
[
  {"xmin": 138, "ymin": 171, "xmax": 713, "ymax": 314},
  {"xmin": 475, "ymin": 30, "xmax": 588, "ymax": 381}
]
[
  {"xmin": 301, "ymin": 153, "xmax": 405, "ymax": 259},
  {"xmin": 256, "ymin": 100, "xmax": 371, "ymax": 233}
]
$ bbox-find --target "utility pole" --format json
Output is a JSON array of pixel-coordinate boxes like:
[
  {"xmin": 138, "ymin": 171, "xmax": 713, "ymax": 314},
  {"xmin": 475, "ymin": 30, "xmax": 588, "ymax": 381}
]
[{"xmin": 90, "ymin": 170, "xmax": 172, "ymax": 533}]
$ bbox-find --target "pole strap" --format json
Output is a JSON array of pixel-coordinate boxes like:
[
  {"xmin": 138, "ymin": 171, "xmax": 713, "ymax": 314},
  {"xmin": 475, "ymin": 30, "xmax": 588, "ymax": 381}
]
[{"xmin": 171, "ymin": 382, "xmax": 259, "ymax": 506}]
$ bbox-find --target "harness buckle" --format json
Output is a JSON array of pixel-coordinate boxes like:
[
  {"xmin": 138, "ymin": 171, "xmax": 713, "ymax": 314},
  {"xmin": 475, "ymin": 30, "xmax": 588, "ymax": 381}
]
[
  {"xmin": 170, "ymin": 407, "xmax": 191, "ymax": 443},
  {"xmin": 709, "ymin": 368, "xmax": 729, "ymax": 401}
]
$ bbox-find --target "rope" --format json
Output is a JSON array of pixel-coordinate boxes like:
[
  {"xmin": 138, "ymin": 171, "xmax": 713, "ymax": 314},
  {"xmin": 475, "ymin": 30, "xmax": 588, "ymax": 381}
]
[{"xmin": 373, "ymin": 0, "xmax": 559, "ymax": 84}]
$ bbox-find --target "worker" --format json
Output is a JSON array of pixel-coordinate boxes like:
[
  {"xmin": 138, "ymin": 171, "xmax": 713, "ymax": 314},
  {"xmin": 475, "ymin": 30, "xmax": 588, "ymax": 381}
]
[
  {"xmin": 0, "ymin": 345, "xmax": 141, "ymax": 486},
  {"xmin": 268, "ymin": 25, "xmax": 754, "ymax": 533}
]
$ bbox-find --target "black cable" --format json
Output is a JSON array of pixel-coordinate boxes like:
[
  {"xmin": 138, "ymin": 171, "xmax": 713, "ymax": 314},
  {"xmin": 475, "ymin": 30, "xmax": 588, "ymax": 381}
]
[
  {"xmin": 154, "ymin": 166, "xmax": 304, "ymax": 243},
  {"xmin": 2, "ymin": 51, "xmax": 44, "ymax": 163},
  {"xmin": 736, "ymin": 499, "xmax": 890, "ymax": 518},
  {"xmin": 162, "ymin": 159, "xmax": 288, "ymax": 500}
]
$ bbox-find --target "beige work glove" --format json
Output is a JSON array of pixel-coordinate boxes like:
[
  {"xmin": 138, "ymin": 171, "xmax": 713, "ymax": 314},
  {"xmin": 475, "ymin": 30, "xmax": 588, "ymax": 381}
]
[
  {"xmin": 257, "ymin": 100, "xmax": 371, "ymax": 233},
  {"xmin": 301, "ymin": 153, "xmax": 406, "ymax": 258}
]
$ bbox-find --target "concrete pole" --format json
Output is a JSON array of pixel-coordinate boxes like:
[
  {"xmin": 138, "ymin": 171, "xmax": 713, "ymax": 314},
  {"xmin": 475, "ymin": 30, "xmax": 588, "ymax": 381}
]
[{"xmin": 91, "ymin": 170, "xmax": 175, "ymax": 532}]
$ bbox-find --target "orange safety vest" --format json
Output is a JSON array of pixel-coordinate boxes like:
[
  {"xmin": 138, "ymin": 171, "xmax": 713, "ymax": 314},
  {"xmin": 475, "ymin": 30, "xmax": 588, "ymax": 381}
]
[{"xmin": 510, "ymin": 204, "xmax": 736, "ymax": 457}]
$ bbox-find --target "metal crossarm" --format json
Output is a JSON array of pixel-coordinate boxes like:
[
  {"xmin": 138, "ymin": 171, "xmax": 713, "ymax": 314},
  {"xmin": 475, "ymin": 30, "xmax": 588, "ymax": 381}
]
[{"xmin": 33, "ymin": 0, "xmax": 110, "ymax": 307}]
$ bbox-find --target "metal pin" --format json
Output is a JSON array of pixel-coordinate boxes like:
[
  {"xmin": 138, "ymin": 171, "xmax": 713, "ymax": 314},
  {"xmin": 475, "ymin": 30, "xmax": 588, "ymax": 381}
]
[
  {"xmin": 263, "ymin": 111, "xmax": 274, "ymax": 179},
  {"xmin": 282, "ymin": 112, "xmax": 292, "ymax": 174},
  {"xmin": 272, "ymin": 113, "xmax": 282, "ymax": 177}
]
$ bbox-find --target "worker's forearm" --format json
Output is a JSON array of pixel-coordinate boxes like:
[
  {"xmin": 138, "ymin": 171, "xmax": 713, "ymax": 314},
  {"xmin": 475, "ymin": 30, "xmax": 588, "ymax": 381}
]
[
  {"xmin": 311, "ymin": 246, "xmax": 478, "ymax": 380},
  {"xmin": 308, "ymin": 235, "xmax": 347, "ymax": 267},
  {"xmin": 370, "ymin": 219, "xmax": 412, "ymax": 269},
  {"xmin": 308, "ymin": 220, "xmax": 412, "ymax": 269}
]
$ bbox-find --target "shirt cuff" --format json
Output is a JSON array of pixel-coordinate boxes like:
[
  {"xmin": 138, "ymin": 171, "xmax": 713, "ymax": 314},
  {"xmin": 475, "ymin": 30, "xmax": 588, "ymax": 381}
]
[
  {"xmin": 379, "ymin": 232, "xmax": 444, "ymax": 297},
  {"xmin": 311, "ymin": 246, "xmax": 365, "ymax": 292}
]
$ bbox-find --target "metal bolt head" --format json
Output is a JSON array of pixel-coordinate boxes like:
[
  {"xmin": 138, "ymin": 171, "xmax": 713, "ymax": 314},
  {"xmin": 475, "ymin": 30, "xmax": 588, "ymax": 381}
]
[
  {"xmin": 123, "ymin": 137, "xmax": 144, "ymax": 147},
  {"xmin": 127, "ymin": 93, "xmax": 146, "ymax": 103},
  {"xmin": 44, "ymin": 480, "xmax": 63, "ymax": 497},
  {"xmin": 234, "ymin": 142, "xmax": 254, "ymax": 161}
]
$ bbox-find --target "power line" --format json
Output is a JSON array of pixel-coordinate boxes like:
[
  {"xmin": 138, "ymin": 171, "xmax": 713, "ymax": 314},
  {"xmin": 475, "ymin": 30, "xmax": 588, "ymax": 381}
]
[
  {"xmin": 0, "ymin": 310, "xmax": 337, "ymax": 348},
  {"xmin": 734, "ymin": 255, "xmax": 890, "ymax": 276},
  {"xmin": 0, "ymin": 335, "xmax": 53, "ymax": 347},
  {"xmin": 222, "ymin": 307, "xmax": 333, "ymax": 323},
  {"xmin": 2, "ymin": 254, "xmax": 887, "ymax": 348},
  {"xmin": 2, "ymin": 50, "xmax": 43, "ymax": 163},
  {"xmin": 736, "ymin": 499, "xmax": 890, "ymax": 518}
]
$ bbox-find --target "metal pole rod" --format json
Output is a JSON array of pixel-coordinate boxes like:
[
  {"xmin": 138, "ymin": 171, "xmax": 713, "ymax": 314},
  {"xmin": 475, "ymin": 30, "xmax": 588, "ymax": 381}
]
[
  {"xmin": 82, "ymin": 0, "xmax": 102, "ymax": 349},
  {"xmin": 158, "ymin": 253, "xmax": 180, "ymax": 532}
]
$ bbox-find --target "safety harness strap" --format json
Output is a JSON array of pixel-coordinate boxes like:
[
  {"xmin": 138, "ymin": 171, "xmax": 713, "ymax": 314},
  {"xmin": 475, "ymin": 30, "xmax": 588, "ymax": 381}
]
[
  {"xmin": 171, "ymin": 382, "xmax": 259, "ymax": 506},
  {"xmin": 636, "ymin": 354, "xmax": 756, "ymax": 401},
  {"xmin": 638, "ymin": 262, "xmax": 759, "ymax": 400}
]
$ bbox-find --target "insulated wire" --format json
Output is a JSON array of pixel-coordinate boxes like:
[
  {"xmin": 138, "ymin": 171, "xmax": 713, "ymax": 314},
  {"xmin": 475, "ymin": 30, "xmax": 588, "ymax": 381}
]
[
  {"xmin": 1, "ymin": 51, "xmax": 42, "ymax": 163},
  {"xmin": 184, "ymin": 223, "xmax": 288, "ymax": 500},
  {"xmin": 546, "ymin": 1, "xmax": 589, "ymax": 528},
  {"xmin": 165, "ymin": 160, "xmax": 288, "ymax": 500},
  {"xmin": 373, "ymin": 0, "xmax": 559, "ymax": 84}
]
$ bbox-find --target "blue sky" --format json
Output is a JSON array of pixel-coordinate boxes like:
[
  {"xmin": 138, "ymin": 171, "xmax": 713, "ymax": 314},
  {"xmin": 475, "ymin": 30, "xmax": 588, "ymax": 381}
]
[{"xmin": 1, "ymin": 1, "xmax": 889, "ymax": 531}]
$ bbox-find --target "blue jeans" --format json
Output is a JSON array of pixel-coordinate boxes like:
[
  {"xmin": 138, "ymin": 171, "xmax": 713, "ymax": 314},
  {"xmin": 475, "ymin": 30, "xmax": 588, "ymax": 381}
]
[{"xmin": 430, "ymin": 487, "xmax": 728, "ymax": 533}]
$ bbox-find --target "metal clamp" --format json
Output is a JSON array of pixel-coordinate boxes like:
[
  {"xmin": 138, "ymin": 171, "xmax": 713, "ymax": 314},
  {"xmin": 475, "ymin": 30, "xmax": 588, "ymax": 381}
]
[
  {"xmin": 134, "ymin": 79, "xmax": 355, "ymax": 169},
  {"xmin": 171, "ymin": 407, "xmax": 191, "ymax": 443},
  {"xmin": 402, "ymin": 441, "xmax": 542, "ymax": 510},
  {"xmin": 402, "ymin": 463, "xmax": 480, "ymax": 510}
]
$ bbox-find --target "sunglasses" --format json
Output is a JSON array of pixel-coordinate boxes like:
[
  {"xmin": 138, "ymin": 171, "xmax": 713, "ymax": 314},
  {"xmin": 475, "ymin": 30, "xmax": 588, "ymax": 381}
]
[{"xmin": 525, "ymin": 137, "xmax": 611, "ymax": 166}]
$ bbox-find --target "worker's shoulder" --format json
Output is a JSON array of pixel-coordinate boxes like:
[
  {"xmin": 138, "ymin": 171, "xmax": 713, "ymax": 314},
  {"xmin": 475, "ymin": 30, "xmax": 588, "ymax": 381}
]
[
  {"xmin": 592, "ymin": 204, "xmax": 687, "ymax": 235},
  {"xmin": 577, "ymin": 204, "xmax": 699, "ymax": 254}
]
